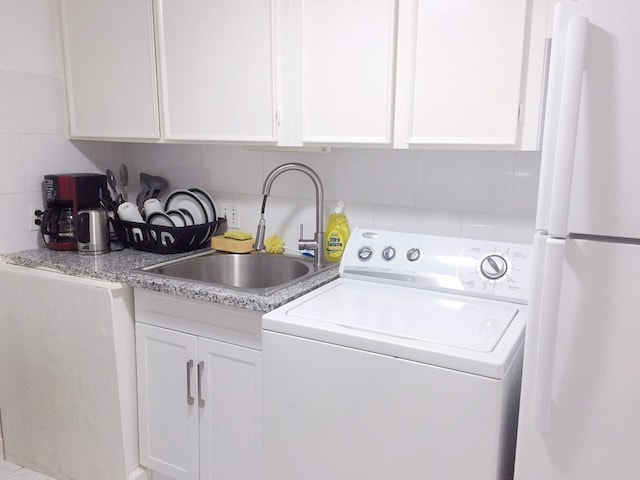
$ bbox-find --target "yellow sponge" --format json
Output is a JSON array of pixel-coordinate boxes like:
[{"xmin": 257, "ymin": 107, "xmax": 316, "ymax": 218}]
[
  {"xmin": 211, "ymin": 236, "xmax": 254, "ymax": 253},
  {"xmin": 224, "ymin": 231, "xmax": 253, "ymax": 240},
  {"xmin": 264, "ymin": 234, "xmax": 284, "ymax": 254}
]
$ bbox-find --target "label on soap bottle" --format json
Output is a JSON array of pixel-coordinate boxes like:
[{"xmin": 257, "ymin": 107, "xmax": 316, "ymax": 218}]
[{"xmin": 326, "ymin": 230, "xmax": 345, "ymax": 261}]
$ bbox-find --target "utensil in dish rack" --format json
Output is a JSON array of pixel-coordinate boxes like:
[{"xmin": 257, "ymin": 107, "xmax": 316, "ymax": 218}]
[
  {"xmin": 106, "ymin": 169, "xmax": 118, "ymax": 202},
  {"xmin": 119, "ymin": 163, "xmax": 129, "ymax": 201}
]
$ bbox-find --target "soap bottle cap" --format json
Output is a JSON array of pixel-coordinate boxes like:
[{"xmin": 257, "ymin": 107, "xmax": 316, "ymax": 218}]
[{"xmin": 335, "ymin": 201, "xmax": 345, "ymax": 214}]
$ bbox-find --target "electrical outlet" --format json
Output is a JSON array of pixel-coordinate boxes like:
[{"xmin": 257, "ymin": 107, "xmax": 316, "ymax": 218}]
[
  {"xmin": 220, "ymin": 203, "xmax": 239, "ymax": 229},
  {"xmin": 30, "ymin": 205, "xmax": 44, "ymax": 231}
]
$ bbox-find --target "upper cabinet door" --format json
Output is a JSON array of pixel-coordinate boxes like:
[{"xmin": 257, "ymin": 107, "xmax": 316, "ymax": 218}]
[
  {"xmin": 156, "ymin": 0, "xmax": 278, "ymax": 143},
  {"xmin": 394, "ymin": 0, "xmax": 528, "ymax": 147},
  {"xmin": 286, "ymin": 0, "xmax": 396, "ymax": 145},
  {"xmin": 60, "ymin": 0, "xmax": 160, "ymax": 140}
]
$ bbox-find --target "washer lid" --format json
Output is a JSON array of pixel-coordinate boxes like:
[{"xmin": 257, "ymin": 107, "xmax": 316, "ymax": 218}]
[{"xmin": 285, "ymin": 281, "xmax": 518, "ymax": 353}]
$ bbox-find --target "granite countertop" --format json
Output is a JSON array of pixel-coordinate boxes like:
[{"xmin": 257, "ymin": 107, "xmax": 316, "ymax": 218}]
[{"xmin": 2, "ymin": 246, "xmax": 340, "ymax": 313}]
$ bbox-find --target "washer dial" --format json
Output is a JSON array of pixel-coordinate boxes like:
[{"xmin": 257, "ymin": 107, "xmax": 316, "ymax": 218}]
[
  {"xmin": 406, "ymin": 248, "xmax": 421, "ymax": 262},
  {"xmin": 357, "ymin": 246, "xmax": 373, "ymax": 261},
  {"xmin": 382, "ymin": 246, "xmax": 396, "ymax": 261},
  {"xmin": 480, "ymin": 254, "xmax": 508, "ymax": 280}
]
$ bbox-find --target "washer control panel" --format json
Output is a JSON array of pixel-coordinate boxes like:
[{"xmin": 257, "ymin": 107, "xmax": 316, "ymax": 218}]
[{"xmin": 341, "ymin": 228, "xmax": 531, "ymax": 304}]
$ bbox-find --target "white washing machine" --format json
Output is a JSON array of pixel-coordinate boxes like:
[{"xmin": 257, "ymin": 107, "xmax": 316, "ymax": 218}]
[{"xmin": 262, "ymin": 228, "xmax": 531, "ymax": 480}]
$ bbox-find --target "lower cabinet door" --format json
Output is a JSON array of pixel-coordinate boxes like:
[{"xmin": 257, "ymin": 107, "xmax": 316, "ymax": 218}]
[
  {"xmin": 136, "ymin": 323, "xmax": 200, "ymax": 480},
  {"xmin": 199, "ymin": 337, "xmax": 263, "ymax": 480}
]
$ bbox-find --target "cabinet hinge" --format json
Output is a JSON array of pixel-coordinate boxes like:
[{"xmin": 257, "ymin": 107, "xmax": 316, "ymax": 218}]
[{"xmin": 276, "ymin": 110, "xmax": 281, "ymax": 127}]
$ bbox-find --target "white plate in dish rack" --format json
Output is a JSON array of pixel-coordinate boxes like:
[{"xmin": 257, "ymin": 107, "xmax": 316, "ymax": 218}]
[
  {"xmin": 189, "ymin": 187, "xmax": 217, "ymax": 223},
  {"xmin": 146, "ymin": 212, "xmax": 176, "ymax": 246},
  {"xmin": 165, "ymin": 209, "xmax": 187, "ymax": 227},
  {"xmin": 165, "ymin": 189, "xmax": 208, "ymax": 225},
  {"xmin": 146, "ymin": 211, "xmax": 175, "ymax": 227},
  {"xmin": 178, "ymin": 208, "xmax": 195, "ymax": 225}
]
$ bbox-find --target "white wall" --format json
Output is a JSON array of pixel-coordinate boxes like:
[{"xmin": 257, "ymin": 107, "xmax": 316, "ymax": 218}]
[
  {"xmin": 0, "ymin": 0, "xmax": 125, "ymax": 254},
  {"xmin": 121, "ymin": 144, "xmax": 540, "ymax": 247}
]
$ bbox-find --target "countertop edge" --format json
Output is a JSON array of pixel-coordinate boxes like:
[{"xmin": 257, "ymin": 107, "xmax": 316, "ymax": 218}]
[{"xmin": 1, "ymin": 248, "xmax": 339, "ymax": 313}]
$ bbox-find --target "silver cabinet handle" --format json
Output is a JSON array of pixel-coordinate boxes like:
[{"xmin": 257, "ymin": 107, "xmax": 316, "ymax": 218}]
[
  {"xmin": 186, "ymin": 359, "xmax": 195, "ymax": 406},
  {"xmin": 197, "ymin": 361, "xmax": 205, "ymax": 407}
]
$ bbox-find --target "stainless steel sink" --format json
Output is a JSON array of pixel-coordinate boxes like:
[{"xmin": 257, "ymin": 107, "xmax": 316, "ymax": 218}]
[{"xmin": 137, "ymin": 250, "xmax": 336, "ymax": 295}]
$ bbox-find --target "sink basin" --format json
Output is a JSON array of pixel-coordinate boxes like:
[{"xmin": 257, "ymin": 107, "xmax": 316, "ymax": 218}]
[{"xmin": 137, "ymin": 251, "xmax": 336, "ymax": 295}]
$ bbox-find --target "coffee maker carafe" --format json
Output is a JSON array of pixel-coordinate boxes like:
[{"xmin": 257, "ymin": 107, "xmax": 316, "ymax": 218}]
[
  {"xmin": 40, "ymin": 200, "xmax": 76, "ymax": 249},
  {"xmin": 37, "ymin": 174, "xmax": 106, "ymax": 251}
]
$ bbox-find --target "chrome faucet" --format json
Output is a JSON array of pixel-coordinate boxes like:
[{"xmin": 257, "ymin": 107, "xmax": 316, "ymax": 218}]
[{"xmin": 254, "ymin": 163, "xmax": 325, "ymax": 267}]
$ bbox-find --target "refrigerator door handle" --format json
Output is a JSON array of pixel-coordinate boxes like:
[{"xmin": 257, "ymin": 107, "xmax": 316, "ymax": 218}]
[
  {"xmin": 547, "ymin": 17, "xmax": 589, "ymax": 238},
  {"xmin": 533, "ymin": 238, "xmax": 566, "ymax": 432}
]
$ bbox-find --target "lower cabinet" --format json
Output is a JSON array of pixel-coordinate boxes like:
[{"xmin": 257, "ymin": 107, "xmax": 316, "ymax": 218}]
[{"xmin": 136, "ymin": 322, "xmax": 262, "ymax": 480}]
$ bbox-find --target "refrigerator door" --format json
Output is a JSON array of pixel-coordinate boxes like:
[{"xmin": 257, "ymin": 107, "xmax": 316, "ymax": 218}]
[
  {"xmin": 514, "ymin": 236, "xmax": 640, "ymax": 480},
  {"xmin": 536, "ymin": 0, "xmax": 640, "ymax": 239}
]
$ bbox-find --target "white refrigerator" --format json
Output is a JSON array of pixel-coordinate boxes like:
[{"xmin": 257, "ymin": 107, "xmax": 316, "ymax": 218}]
[{"xmin": 514, "ymin": 1, "xmax": 640, "ymax": 479}]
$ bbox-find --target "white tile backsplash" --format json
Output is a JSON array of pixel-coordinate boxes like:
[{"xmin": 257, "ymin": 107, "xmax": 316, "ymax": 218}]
[
  {"xmin": 461, "ymin": 212, "xmax": 535, "ymax": 244},
  {"xmin": 202, "ymin": 145, "xmax": 264, "ymax": 195},
  {"xmin": 0, "ymin": 191, "xmax": 43, "ymax": 253},
  {"xmin": 125, "ymin": 143, "xmax": 204, "ymax": 190},
  {"xmin": 259, "ymin": 195, "xmax": 303, "ymax": 248},
  {"xmin": 124, "ymin": 144, "xmax": 540, "ymax": 244},
  {"xmin": 512, "ymin": 151, "xmax": 542, "ymax": 217},
  {"xmin": 415, "ymin": 150, "xmax": 516, "ymax": 215},
  {"xmin": 263, "ymin": 150, "xmax": 336, "ymax": 201},
  {"xmin": 335, "ymin": 202, "xmax": 375, "ymax": 233},
  {"xmin": 371, "ymin": 206, "xmax": 462, "ymax": 237},
  {"xmin": 333, "ymin": 148, "xmax": 418, "ymax": 207},
  {"xmin": 0, "ymin": 135, "xmax": 23, "ymax": 194},
  {"xmin": 21, "ymin": 135, "xmax": 104, "ymax": 192}
]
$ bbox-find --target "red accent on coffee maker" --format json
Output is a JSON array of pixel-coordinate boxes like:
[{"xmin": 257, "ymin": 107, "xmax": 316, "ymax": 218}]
[{"xmin": 39, "ymin": 174, "xmax": 107, "ymax": 251}]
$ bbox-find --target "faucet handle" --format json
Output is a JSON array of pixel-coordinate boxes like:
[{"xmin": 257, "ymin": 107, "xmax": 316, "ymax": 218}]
[
  {"xmin": 254, "ymin": 216, "xmax": 266, "ymax": 251},
  {"xmin": 299, "ymin": 223, "xmax": 304, "ymax": 240}
]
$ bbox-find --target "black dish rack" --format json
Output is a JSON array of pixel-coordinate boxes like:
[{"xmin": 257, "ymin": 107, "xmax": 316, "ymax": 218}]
[{"xmin": 112, "ymin": 217, "xmax": 227, "ymax": 254}]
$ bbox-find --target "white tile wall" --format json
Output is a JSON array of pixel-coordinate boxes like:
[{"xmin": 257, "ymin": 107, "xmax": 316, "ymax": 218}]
[
  {"xmin": 415, "ymin": 150, "xmax": 516, "ymax": 214},
  {"xmin": 203, "ymin": 145, "xmax": 263, "ymax": 194},
  {"xmin": 511, "ymin": 150, "xmax": 542, "ymax": 217},
  {"xmin": 122, "ymin": 144, "xmax": 541, "ymax": 247},
  {"xmin": 0, "ymin": 0, "xmax": 126, "ymax": 254},
  {"xmin": 333, "ymin": 148, "xmax": 418, "ymax": 207}
]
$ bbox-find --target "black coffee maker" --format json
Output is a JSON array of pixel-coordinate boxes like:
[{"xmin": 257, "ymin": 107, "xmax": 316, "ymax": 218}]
[{"xmin": 36, "ymin": 174, "xmax": 107, "ymax": 251}]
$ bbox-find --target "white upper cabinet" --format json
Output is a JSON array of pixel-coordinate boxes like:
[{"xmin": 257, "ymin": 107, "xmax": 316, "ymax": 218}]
[
  {"xmin": 59, "ymin": 0, "xmax": 550, "ymax": 148},
  {"xmin": 291, "ymin": 0, "xmax": 397, "ymax": 145},
  {"xmin": 60, "ymin": 0, "xmax": 160, "ymax": 140},
  {"xmin": 156, "ymin": 0, "xmax": 278, "ymax": 143},
  {"xmin": 394, "ymin": 0, "xmax": 540, "ymax": 149},
  {"xmin": 394, "ymin": 0, "xmax": 549, "ymax": 149}
]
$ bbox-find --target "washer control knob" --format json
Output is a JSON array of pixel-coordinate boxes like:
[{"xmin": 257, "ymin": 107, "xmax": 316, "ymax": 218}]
[
  {"xmin": 406, "ymin": 248, "xmax": 421, "ymax": 262},
  {"xmin": 480, "ymin": 254, "xmax": 508, "ymax": 280},
  {"xmin": 382, "ymin": 245, "xmax": 396, "ymax": 261},
  {"xmin": 357, "ymin": 246, "xmax": 373, "ymax": 261}
]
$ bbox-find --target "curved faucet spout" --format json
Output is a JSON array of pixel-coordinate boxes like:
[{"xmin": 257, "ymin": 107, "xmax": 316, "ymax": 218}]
[{"xmin": 257, "ymin": 163, "xmax": 325, "ymax": 267}]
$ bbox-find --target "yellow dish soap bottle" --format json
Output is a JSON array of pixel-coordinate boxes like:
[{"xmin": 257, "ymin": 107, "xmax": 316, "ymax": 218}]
[{"xmin": 325, "ymin": 201, "xmax": 350, "ymax": 262}]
